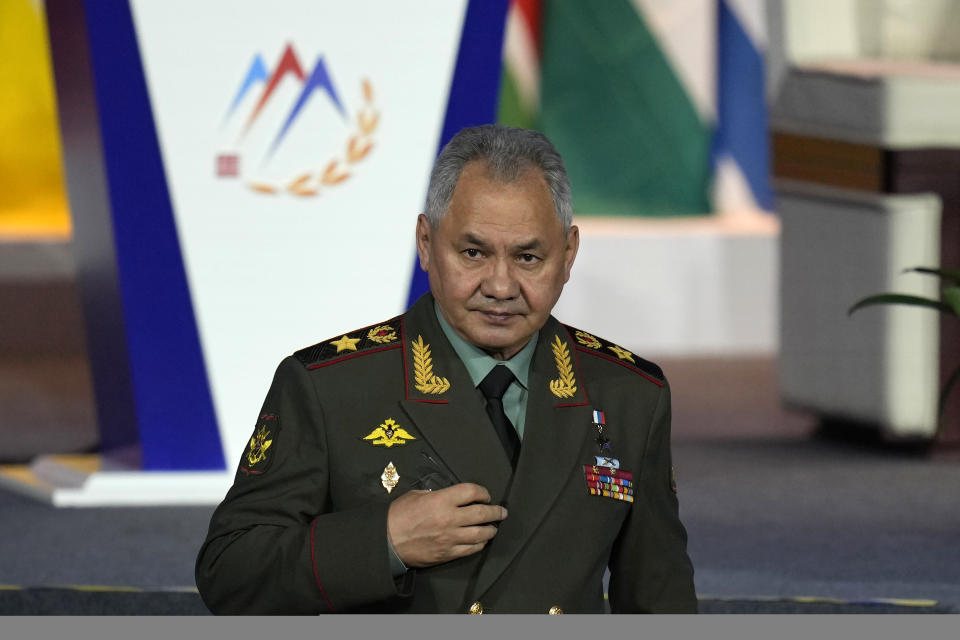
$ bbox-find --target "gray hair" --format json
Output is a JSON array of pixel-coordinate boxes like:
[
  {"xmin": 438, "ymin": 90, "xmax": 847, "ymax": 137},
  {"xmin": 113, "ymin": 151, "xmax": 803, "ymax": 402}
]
[{"xmin": 424, "ymin": 125, "xmax": 573, "ymax": 230}]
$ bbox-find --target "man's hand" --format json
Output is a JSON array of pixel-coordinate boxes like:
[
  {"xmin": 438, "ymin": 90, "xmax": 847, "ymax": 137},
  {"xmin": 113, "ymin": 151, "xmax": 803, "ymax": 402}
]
[{"xmin": 387, "ymin": 483, "xmax": 507, "ymax": 568}]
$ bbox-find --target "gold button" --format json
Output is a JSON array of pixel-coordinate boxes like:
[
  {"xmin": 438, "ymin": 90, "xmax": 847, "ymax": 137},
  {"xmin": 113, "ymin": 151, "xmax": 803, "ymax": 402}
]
[
  {"xmin": 469, "ymin": 601, "xmax": 484, "ymax": 615},
  {"xmin": 548, "ymin": 606, "xmax": 563, "ymax": 615}
]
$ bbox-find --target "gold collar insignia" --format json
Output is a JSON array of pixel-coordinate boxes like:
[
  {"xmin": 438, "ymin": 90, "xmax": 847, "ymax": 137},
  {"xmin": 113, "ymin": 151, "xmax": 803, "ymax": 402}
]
[
  {"xmin": 411, "ymin": 335, "xmax": 450, "ymax": 394},
  {"xmin": 549, "ymin": 334, "xmax": 577, "ymax": 398}
]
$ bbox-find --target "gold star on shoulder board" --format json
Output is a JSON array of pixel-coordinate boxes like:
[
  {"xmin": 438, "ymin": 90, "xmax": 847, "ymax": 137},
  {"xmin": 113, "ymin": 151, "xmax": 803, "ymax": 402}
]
[
  {"xmin": 330, "ymin": 334, "xmax": 361, "ymax": 353},
  {"xmin": 608, "ymin": 344, "xmax": 635, "ymax": 363}
]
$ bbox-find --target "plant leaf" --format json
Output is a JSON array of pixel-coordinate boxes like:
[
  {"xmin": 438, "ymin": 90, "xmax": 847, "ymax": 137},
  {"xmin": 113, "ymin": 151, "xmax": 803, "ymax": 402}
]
[
  {"xmin": 847, "ymin": 294, "xmax": 952, "ymax": 316},
  {"xmin": 905, "ymin": 266, "xmax": 960, "ymax": 285},
  {"xmin": 943, "ymin": 286, "xmax": 960, "ymax": 316},
  {"xmin": 939, "ymin": 364, "xmax": 960, "ymax": 421}
]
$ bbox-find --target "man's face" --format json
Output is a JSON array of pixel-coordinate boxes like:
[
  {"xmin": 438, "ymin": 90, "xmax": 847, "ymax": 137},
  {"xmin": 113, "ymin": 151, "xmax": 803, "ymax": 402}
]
[{"xmin": 416, "ymin": 161, "xmax": 579, "ymax": 361}]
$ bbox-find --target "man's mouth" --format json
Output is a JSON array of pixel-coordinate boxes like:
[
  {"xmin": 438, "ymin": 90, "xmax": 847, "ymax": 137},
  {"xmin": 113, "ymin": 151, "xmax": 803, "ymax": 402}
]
[{"xmin": 478, "ymin": 310, "xmax": 519, "ymax": 323}]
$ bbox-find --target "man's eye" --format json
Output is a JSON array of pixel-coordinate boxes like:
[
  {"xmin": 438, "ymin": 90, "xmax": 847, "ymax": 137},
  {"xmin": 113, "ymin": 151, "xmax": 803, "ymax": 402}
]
[
  {"xmin": 463, "ymin": 248, "xmax": 482, "ymax": 259},
  {"xmin": 518, "ymin": 253, "xmax": 540, "ymax": 263}
]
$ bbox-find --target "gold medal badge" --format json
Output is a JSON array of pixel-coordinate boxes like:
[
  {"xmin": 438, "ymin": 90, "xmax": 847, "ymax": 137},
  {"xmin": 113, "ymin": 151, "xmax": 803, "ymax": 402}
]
[{"xmin": 381, "ymin": 462, "xmax": 400, "ymax": 494}]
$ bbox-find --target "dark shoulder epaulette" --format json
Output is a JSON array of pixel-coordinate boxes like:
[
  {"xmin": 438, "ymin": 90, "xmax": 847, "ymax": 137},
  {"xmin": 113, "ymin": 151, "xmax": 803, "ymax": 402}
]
[
  {"xmin": 295, "ymin": 316, "xmax": 402, "ymax": 370},
  {"xmin": 563, "ymin": 324, "xmax": 664, "ymax": 385}
]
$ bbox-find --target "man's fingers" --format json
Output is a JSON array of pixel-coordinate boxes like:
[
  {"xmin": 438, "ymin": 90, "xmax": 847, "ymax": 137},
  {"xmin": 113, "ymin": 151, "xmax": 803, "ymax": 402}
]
[
  {"xmin": 445, "ymin": 523, "xmax": 499, "ymax": 546},
  {"xmin": 440, "ymin": 482, "xmax": 492, "ymax": 507},
  {"xmin": 454, "ymin": 503, "xmax": 507, "ymax": 527},
  {"xmin": 466, "ymin": 524, "xmax": 500, "ymax": 544},
  {"xmin": 447, "ymin": 542, "xmax": 489, "ymax": 560}
]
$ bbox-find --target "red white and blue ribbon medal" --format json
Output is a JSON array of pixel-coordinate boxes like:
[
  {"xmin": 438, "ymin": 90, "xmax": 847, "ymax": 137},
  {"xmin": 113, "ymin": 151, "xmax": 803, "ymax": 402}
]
[{"xmin": 592, "ymin": 409, "xmax": 619, "ymax": 468}]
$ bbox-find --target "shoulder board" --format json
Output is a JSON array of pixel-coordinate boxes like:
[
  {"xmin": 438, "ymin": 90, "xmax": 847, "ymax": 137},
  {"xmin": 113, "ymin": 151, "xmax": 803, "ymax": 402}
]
[
  {"xmin": 295, "ymin": 316, "xmax": 402, "ymax": 370},
  {"xmin": 563, "ymin": 325, "xmax": 664, "ymax": 384}
]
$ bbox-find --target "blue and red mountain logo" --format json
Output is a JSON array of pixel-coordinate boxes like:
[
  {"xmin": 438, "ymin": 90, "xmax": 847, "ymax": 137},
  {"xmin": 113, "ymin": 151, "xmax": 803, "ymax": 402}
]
[{"xmin": 215, "ymin": 43, "xmax": 379, "ymax": 197}]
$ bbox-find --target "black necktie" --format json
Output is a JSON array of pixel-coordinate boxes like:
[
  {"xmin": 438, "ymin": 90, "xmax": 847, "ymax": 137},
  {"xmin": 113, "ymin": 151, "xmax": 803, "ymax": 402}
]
[{"xmin": 479, "ymin": 365, "xmax": 522, "ymax": 468}]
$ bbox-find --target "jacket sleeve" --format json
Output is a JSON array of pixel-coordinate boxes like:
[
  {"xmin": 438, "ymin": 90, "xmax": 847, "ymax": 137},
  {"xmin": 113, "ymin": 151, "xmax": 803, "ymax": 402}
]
[
  {"xmin": 607, "ymin": 379, "xmax": 698, "ymax": 613},
  {"xmin": 195, "ymin": 356, "xmax": 412, "ymax": 614}
]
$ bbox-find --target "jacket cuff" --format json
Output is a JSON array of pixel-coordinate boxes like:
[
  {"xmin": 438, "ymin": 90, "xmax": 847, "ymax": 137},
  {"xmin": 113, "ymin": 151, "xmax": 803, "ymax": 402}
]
[{"xmin": 309, "ymin": 500, "xmax": 411, "ymax": 611}]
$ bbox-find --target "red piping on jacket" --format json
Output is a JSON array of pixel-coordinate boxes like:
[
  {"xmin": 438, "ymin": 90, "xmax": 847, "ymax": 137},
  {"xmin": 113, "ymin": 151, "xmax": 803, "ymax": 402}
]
[
  {"xmin": 309, "ymin": 518, "xmax": 335, "ymax": 612},
  {"xmin": 574, "ymin": 346, "xmax": 664, "ymax": 387}
]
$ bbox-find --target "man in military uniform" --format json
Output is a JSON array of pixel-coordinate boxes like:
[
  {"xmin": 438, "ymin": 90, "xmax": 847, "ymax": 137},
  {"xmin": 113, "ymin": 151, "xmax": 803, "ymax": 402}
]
[{"xmin": 196, "ymin": 125, "xmax": 696, "ymax": 614}]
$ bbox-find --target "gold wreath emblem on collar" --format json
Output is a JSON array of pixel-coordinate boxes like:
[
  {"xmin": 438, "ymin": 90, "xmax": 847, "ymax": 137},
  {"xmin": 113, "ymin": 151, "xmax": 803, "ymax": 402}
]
[
  {"xmin": 411, "ymin": 335, "xmax": 450, "ymax": 394},
  {"xmin": 549, "ymin": 335, "xmax": 577, "ymax": 398}
]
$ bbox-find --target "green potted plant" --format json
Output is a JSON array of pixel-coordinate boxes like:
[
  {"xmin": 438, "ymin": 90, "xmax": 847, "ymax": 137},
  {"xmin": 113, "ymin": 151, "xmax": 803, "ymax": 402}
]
[{"xmin": 849, "ymin": 267, "xmax": 960, "ymax": 432}]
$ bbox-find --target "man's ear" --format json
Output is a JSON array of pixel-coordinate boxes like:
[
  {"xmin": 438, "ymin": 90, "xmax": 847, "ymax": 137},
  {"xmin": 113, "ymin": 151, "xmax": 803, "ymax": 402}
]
[
  {"xmin": 415, "ymin": 214, "xmax": 432, "ymax": 272},
  {"xmin": 562, "ymin": 225, "xmax": 579, "ymax": 283}
]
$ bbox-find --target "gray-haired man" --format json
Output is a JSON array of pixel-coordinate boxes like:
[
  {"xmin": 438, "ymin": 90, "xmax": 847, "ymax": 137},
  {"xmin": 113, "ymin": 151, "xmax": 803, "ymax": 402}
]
[{"xmin": 196, "ymin": 125, "xmax": 696, "ymax": 614}]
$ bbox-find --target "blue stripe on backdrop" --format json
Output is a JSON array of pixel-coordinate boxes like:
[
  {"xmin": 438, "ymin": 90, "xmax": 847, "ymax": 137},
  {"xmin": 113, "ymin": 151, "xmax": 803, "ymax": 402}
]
[
  {"xmin": 46, "ymin": 0, "xmax": 141, "ymax": 464},
  {"xmin": 405, "ymin": 0, "xmax": 511, "ymax": 309},
  {"xmin": 713, "ymin": 0, "xmax": 773, "ymax": 210},
  {"xmin": 83, "ymin": 0, "xmax": 225, "ymax": 470}
]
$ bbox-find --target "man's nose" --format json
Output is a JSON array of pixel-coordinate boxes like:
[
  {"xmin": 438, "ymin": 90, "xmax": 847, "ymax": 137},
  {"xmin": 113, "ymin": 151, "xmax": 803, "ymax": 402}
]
[{"xmin": 480, "ymin": 257, "xmax": 519, "ymax": 300}]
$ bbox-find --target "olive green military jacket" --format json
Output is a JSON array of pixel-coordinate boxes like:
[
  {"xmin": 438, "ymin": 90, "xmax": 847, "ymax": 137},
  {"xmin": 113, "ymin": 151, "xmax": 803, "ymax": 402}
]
[{"xmin": 196, "ymin": 293, "xmax": 696, "ymax": 614}]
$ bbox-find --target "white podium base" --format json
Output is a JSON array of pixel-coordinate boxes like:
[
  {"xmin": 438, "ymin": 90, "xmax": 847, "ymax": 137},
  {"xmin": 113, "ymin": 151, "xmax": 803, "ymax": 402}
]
[{"xmin": 0, "ymin": 455, "xmax": 232, "ymax": 507}]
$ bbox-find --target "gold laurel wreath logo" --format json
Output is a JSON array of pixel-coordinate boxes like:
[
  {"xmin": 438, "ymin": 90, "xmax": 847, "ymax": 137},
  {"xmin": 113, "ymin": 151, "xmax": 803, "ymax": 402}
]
[
  {"xmin": 367, "ymin": 325, "xmax": 397, "ymax": 344},
  {"xmin": 248, "ymin": 78, "xmax": 379, "ymax": 196},
  {"xmin": 575, "ymin": 330, "xmax": 602, "ymax": 350},
  {"xmin": 549, "ymin": 335, "xmax": 577, "ymax": 398},
  {"xmin": 412, "ymin": 335, "xmax": 450, "ymax": 395}
]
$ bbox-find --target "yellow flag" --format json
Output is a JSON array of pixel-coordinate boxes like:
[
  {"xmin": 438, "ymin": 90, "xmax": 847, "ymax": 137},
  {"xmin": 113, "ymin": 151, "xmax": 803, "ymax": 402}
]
[{"xmin": 0, "ymin": 0, "xmax": 69, "ymax": 235}]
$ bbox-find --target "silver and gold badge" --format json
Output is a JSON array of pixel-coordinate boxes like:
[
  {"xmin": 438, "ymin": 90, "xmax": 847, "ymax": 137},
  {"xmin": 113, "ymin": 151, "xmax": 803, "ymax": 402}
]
[{"xmin": 381, "ymin": 462, "xmax": 399, "ymax": 494}]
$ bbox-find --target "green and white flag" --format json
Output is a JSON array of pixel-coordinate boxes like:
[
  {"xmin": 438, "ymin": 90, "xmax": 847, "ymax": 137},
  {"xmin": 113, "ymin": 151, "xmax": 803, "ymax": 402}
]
[{"xmin": 499, "ymin": 0, "xmax": 771, "ymax": 217}]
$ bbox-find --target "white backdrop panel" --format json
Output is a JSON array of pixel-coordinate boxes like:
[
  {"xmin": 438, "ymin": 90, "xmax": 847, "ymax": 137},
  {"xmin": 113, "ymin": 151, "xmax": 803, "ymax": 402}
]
[{"xmin": 130, "ymin": 0, "xmax": 468, "ymax": 466}]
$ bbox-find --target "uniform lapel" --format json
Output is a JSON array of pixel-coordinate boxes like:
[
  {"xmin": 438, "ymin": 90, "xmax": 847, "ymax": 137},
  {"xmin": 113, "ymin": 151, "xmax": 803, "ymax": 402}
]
[
  {"xmin": 398, "ymin": 294, "xmax": 514, "ymax": 503},
  {"xmin": 469, "ymin": 318, "xmax": 592, "ymax": 601}
]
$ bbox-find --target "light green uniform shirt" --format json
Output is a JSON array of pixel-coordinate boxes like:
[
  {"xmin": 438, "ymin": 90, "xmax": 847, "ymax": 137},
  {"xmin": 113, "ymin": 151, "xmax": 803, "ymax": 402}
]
[{"xmin": 434, "ymin": 302, "xmax": 538, "ymax": 438}]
